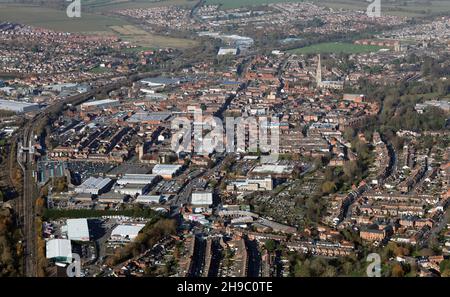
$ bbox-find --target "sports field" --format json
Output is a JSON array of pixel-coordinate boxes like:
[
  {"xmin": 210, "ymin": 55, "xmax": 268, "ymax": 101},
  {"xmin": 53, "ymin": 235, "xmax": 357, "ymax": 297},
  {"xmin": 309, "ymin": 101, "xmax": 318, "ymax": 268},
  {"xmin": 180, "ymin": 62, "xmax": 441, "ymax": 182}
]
[{"xmin": 289, "ymin": 42, "xmax": 385, "ymax": 55}]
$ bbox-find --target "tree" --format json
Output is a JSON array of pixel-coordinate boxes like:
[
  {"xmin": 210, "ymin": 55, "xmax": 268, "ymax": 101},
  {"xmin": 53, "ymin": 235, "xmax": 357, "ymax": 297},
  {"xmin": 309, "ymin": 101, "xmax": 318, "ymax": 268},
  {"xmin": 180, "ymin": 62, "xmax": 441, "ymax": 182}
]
[
  {"xmin": 264, "ymin": 239, "xmax": 277, "ymax": 253},
  {"xmin": 391, "ymin": 263, "xmax": 405, "ymax": 277},
  {"xmin": 321, "ymin": 181, "xmax": 336, "ymax": 194}
]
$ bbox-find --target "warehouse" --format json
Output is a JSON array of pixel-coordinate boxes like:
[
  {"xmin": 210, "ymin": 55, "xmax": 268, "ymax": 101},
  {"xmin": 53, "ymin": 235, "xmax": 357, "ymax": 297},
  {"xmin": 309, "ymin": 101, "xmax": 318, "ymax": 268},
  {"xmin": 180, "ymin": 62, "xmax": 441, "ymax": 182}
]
[
  {"xmin": 74, "ymin": 176, "xmax": 113, "ymax": 195},
  {"xmin": 135, "ymin": 195, "xmax": 166, "ymax": 204},
  {"xmin": 114, "ymin": 183, "xmax": 151, "ymax": 196},
  {"xmin": 152, "ymin": 164, "xmax": 182, "ymax": 179},
  {"xmin": 80, "ymin": 98, "xmax": 120, "ymax": 111},
  {"xmin": 66, "ymin": 218, "xmax": 90, "ymax": 242},
  {"xmin": 110, "ymin": 224, "xmax": 145, "ymax": 242},
  {"xmin": 0, "ymin": 99, "xmax": 40, "ymax": 113},
  {"xmin": 114, "ymin": 174, "xmax": 160, "ymax": 196},
  {"xmin": 191, "ymin": 192, "xmax": 213, "ymax": 206},
  {"xmin": 116, "ymin": 174, "xmax": 159, "ymax": 186},
  {"xmin": 46, "ymin": 239, "xmax": 73, "ymax": 263}
]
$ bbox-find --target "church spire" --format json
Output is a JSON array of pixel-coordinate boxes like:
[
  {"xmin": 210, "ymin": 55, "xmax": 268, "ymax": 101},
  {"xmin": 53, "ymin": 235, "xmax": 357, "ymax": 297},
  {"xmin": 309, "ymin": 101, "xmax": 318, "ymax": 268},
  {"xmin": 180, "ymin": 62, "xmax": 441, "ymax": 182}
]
[{"xmin": 316, "ymin": 54, "xmax": 322, "ymax": 84}]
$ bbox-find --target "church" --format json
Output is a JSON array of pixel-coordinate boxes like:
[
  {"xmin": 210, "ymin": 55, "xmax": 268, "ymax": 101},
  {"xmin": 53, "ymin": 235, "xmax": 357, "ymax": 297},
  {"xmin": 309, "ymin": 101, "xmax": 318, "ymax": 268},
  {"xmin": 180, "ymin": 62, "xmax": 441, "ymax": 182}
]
[{"xmin": 316, "ymin": 54, "xmax": 345, "ymax": 90}]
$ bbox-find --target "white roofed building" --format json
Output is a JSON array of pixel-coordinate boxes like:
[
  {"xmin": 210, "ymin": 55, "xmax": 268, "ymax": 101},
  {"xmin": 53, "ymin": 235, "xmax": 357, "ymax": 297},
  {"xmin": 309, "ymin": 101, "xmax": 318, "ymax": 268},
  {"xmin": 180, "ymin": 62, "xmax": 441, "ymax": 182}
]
[
  {"xmin": 46, "ymin": 239, "xmax": 72, "ymax": 263},
  {"xmin": 152, "ymin": 164, "xmax": 182, "ymax": 179},
  {"xmin": 80, "ymin": 99, "xmax": 119, "ymax": 111},
  {"xmin": 66, "ymin": 218, "xmax": 90, "ymax": 242},
  {"xmin": 191, "ymin": 192, "xmax": 213, "ymax": 206},
  {"xmin": 74, "ymin": 177, "xmax": 113, "ymax": 195},
  {"xmin": 110, "ymin": 224, "xmax": 145, "ymax": 242}
]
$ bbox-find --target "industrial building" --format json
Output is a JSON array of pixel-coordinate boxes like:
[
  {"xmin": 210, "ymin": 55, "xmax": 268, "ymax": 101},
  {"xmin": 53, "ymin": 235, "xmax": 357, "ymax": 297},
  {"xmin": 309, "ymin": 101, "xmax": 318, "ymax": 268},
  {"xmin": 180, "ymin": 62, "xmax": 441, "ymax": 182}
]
[
  {"xmin": 110, "ymin": 224, "xmax": 145, "ymax": 242},
  {"xmin": 0, "ymin": 99, "xmax": 40, "ymax": 113},
  {"xmin": 152, "ymin": 164, "xmax": 182, "ymax": 179},
  {"xmin": 116, "ymin": 174, "xmax": 159, "ymax": 186},
  {"xmin": 114, "ymin": 174, "xmax": 159, "ymax": 196},
  {"xmin": 66, "ymin": 218, "xmax": 90, "ymax": 242},
  {"xmin": 135, "ymin": 195, "xmax": 165, "ymax": 204},
  {"xmin": 46, "ymin": 239, "xmax": 73, "ymax": 264},
  {"xmin": 191, "ymin": 192, "xmax": 213, "ymax": 206},
  {"xmin": 114, "ymin": 183, "xmax": 151, "ymax": 196},
  {"xmin": 80, "ymin": 98, "xmax": 120, "ymax": 111},
  {"xmin": 218, "ymin": 47, "xmax": 238, "ymax": 56},
  {"xmin": 227, "ymin": 176, "xmax": 273, "ymax": 192},
  {"xmin": 74, "ymin": 177, "xmax": 113, "ymax": 195}
]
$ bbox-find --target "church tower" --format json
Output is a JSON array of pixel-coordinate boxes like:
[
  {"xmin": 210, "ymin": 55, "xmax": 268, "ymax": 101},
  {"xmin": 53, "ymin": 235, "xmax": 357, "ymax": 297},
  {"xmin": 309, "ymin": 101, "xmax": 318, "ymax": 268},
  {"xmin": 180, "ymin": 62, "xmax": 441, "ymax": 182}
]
[{"xmin": 316, "ymin": 54, "xmax": 322, "ymax": 84}]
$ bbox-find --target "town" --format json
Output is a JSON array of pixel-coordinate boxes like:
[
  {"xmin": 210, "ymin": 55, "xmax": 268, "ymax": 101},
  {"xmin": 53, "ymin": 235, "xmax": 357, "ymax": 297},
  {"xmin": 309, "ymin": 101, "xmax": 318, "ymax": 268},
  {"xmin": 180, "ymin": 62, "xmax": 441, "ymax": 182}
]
[{"xmin": 0, "ymin": 0, "xmax": 449, "ymax": 279}]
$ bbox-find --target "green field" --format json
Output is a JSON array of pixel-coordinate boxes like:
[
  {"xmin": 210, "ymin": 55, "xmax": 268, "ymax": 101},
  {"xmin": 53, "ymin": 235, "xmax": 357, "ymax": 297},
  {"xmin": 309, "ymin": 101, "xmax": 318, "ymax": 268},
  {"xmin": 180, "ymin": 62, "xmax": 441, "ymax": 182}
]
[
  {"xmin": 0, "ymin": 3, "xmax": 198, "ymax": 48},
  {"xmin": 311, "ymin": 0, "xmax": 450, "ymax": 17},
  {"xmin": 289, "ymin": 42, "xmax": 385, "ymax": 55},
  {"xmin": 205, "ymin": 0, "xmax": 305, "ymax": 9},
  {"xmin": 83, "ymin": 0, "xmax": 196, "ymax": 12},
  {"xmin": 205, "ymin": 0, "xmax": 450, "ymax": 16},
  {"xmin": 110, "ymin": 24, "xmax": 198, "ymax": 48},
  {"xmin": 0, "ymin": 4, "xmax": 127, "ymax": 33}
]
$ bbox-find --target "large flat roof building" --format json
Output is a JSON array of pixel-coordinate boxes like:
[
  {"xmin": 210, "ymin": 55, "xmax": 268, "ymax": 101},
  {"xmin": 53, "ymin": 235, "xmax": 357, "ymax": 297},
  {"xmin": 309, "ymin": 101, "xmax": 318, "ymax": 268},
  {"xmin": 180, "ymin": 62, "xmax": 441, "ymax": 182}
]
[
  {"xmin": 152, "ymin": 164, "xmax": 182, "ymax": 179},
  {"xmin": 0, "ymin": 99, "xmax": 40, "ymax": 113},
  {"xmin": 46, "ymin": 239, "xmax": 72, "ymax": 263},
  {"xmin": 110, "ymin": 224, "xmax": 145, "ymax": 242},
  {"xmin": 116, "ymin": 174, "xmax": 159, "ymax": 186},
  {"xmin": 66, "ymin": 218, "xmax": 90, "ymax": 242},
  {"xmin": 74, "ymin": 176, "xmax": 113, "ymax": 195},
  {"xmin": 191, "ymin": 192, "xmax": 213, "ymax": 206},
  {"xmin": 80, "ymin": 99, "xmax": 119, "ymax": 111}
]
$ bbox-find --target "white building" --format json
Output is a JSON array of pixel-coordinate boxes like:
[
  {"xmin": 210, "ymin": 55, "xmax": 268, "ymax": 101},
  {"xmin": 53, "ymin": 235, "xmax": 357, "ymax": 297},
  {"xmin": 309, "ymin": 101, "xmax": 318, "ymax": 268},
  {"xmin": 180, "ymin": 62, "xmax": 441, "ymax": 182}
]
[
  {"xmin": 0, "ymin": 99, "xmax": 40, "ymax": 113},
  {"xmin": 116, "ymin": 174, "xmax": 159, "ymax": 186},
  {"xmin": 218, "ymin": 47, "xmax": 238, "ymax": 56},
  {"xmin": 135, "ymin": 195, "xmax": 165, "ymax": 204},
  {"xmin": 46, "ymin": 239, "xmax": 72, "ymax": 263},
  {"xmin": 152, "ymin": 164, "xmax": 182, "ymax": 179},
  {"xmin": 114, "ymin": 174, "xmax": 159, "ymax": 196},
  {"xmin": 80, "ymin": 99, "xmax": 119, "ymax": 111},
  {"xmin": 191, "ymin": 192, "xmax": 213, "ymax": 206},
  {"xmin": 114, "ymin": 184, "xmax": 151, "ymax": 196},
  {"xmin": 66, "ymin": 218, "xmax": 90, "ymax": 242},
  {"xmin": 74, "ymin": 177, "xmax": 113, "ymax": 195},
  {"xmin": 110, "ymin": 224, "xmax": 145, "ymax": 242},
  {"xmin": 227, "ymin": 176, "xmax": 273, "ymax": 192}
]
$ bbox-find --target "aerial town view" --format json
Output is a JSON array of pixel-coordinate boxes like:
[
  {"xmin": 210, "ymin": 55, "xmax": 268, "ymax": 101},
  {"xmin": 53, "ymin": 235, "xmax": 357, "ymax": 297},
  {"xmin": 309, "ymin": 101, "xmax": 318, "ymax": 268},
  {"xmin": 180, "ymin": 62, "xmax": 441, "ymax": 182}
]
[{"xmin": 0, "ymin": 0, "xmax": 449, "ymax": 288}]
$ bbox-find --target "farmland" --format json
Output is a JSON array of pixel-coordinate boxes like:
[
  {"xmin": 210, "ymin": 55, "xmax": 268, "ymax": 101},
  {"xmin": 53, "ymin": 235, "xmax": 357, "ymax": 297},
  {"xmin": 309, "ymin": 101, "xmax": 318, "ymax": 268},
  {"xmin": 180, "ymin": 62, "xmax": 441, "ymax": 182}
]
[
  {"xmin": 205, "ymin": 0, "xmax": 450, "ymax": 17},
  {"xmin": 288, "ymin": 42, "xmax": 385, "ymax": 55},
  {"xmin": 110, "ymin": 25, "xmax": 198, "ymax": 49}
]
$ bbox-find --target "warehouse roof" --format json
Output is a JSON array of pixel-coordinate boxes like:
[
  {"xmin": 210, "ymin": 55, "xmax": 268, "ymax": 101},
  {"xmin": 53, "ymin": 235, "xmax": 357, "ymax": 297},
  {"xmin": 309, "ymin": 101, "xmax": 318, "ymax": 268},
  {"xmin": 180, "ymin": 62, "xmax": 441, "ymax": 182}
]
[
  {"xmin": 152, "ymin": 164, "xmax": 182, "ymax": 176},
  {"xmin": 116, "ymin": 174, "xmax": 158, "ymax": 185},
  {"xmin": 111, "ymin": 224, "xmax": 145, "ymax": 239},
  {"xmin": 67, "ymin": 218, "xmax": 90, "ymax": 241},
  {"xmin": 81, "ymin": 98, "xmax": 119, "ymax": 108},
  {"xmin": 46, "ymin": 239, "xmax": 72, "ymax": 262},
  {"xmin": 76, "ymin": 176, "xmax": 112, "ymax": 191},
  {"xmin": 191, "ymin": 192, "xmax": 213, "ymax": 205},
  {"xmin": 0, "ymin": 99, "xmax": 39, "ymax": 111}
]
